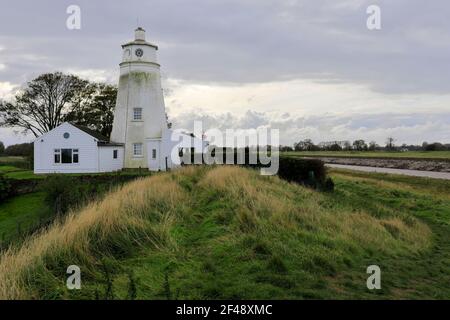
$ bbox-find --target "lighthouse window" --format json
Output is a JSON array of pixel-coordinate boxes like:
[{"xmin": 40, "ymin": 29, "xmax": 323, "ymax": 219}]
[
  {"xmin": 133, "ymin": 108, "xmax": 142, "ymax": 120},
  {"xmin": 133, "ymin": 143, "xmax": 143, "ymax": 156}
]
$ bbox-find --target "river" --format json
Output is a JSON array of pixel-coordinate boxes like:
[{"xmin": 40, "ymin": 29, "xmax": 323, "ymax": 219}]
[{"xmin": 326, "ymin": 164, "xmax": 450, "ymax": 180}]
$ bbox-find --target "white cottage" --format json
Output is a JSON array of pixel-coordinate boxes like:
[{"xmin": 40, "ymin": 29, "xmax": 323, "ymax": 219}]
[
  {"xmin": 34, "ymin": 122, "xmax": 124, "ymax": 174},
  {"xmin": 33, "ymin": 28, "xmax": 207, "ymax": 174}
]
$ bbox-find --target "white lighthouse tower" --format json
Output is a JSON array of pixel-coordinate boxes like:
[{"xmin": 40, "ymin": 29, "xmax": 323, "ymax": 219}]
[{"xmin": 110, "ymin": 27, "xmax": 168, "ymax": 169}]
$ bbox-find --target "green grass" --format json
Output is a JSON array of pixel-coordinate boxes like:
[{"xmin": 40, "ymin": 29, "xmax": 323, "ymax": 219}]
[
  {"xmin": 0, "ymin": 164, "xmax": 38, "ymax": 180},
  {"xmin": 4, "ymin": 171, "xmax": 44, "ymax": 180},
  {"xmin": 0, "ymin": 192, "xmax": 50, "ymax": 242},
  {"xmin": 115, "ymin": 169, "xmax": 449, "ymax": 300},
  {"xmin": 0, "ymin": 164, "xmax": 153, "ymax": 180},
  {"xmin": 326, "ymin": 169, "xmax": 450, "ymax": 298},
  {"xmin": 1, "ymin": 166, "xmax": 448, "ymax": 299},
  {"xmin": 0, "ymin": 166, "xmax": 25, "ymax": 173},
  {"xmin": 0, "ymin": 156, "xmax": 26, "ymax": 163},
  {"xmin": 283, "ymin": 151, "xmax": 450, "ymax": 161}
]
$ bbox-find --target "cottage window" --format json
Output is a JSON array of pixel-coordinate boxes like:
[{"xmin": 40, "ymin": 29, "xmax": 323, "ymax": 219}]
[
  {"xmin": 73, "ymin": 149, "xmax": 79, "ymax": 163},
  {"xmin": 54, "ymin": 149, "xmax": 61, "ymax": 163},
  {"xmin": 152, "ymin": 149, "xmax": 157, "ymax": 159},
  {"xmin": 61, "ymin": 149, "xmax": 72, "ymax": 163},
  {"xmin": 54, "ymin": 148, "xmax": 79, "ymax": 164},
  {"xmin": 113, "ymin": 149, "xmax": 118, "ymax": 159}
]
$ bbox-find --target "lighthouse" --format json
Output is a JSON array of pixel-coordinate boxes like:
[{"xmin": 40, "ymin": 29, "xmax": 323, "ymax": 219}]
[
  {"xmin": 33, "ymin": 27, "xmax": 207, "ymax": 174},
  {"xmin": 110, "ymin": 27, "xmax": 168, "ymax": 169}
]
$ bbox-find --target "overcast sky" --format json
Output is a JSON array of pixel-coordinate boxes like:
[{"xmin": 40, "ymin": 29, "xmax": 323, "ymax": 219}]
[{"xmin": 0, "ymin": 0, "xmax": 449, "ymax": 146}]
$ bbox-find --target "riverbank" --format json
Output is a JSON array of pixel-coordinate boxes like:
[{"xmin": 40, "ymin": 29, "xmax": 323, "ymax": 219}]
[
  {"xmin": 313, "ymin": 157, "xmax": 450, "ymax": 172},
  {"xmin": 326, "ymin": 164, "xmax": 450, "ymax": 180}
]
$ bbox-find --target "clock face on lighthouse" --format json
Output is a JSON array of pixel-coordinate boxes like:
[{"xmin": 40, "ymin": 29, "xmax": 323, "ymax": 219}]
[{"xmin": 135, "ymin": 48, "xmax": 143, "ymax": 57}]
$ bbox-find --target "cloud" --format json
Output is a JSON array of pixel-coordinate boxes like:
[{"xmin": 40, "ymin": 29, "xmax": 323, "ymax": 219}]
[
  {"xmin": 0, "ymin": 0, "xmax": 449, "ymax": 94},
  {"xmin": 0, "ymin": 81, "xmax": 17, "ymax": 100},
  {"xmin": 171, "ymin": 109, "xmax": 450, "ymax": 146},
  {"xmin": 63, "ymin": 68, "xmax": 118, "ymax": 83},
  {"xmin": 1, "ymin": 0, "xmax": 450, "ymax": 146}
]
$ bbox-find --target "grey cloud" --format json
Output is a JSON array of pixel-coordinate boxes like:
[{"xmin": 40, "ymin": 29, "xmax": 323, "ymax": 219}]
[
  {"xmin": 171, "ymin": 110, "xmax": 450, "ymax": 145},
  {"xmin": 1, "ymin": 0, "xmax": 450, "ymax": 94}
]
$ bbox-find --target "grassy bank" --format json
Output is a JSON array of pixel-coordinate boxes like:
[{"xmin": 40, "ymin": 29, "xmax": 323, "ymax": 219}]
[
  {"xmin": 0, "ymin": 166, "xmax": 448, "ymax": 299},
  {"xmin": 0, "ymin": 192, "xmax": 51, "ymax": 242},
  {"xmin": 0, "ymin": 156, "xmax": 26, "ymax": 163},
  {"xmin": 283, "ymin": 151, "xmax": 450, "ymax": 161}
]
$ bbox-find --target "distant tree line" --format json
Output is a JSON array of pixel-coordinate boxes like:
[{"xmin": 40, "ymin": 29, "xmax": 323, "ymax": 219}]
[
  {"xmin": 280, "ymin": 137, "xmax": 450, "ymax": 152},
  {"xmin": 0, "ymin": 142, "xmax": 33, "ymax": 157}
]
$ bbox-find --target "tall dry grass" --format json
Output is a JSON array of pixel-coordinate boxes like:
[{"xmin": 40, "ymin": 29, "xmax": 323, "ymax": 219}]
[
  {"xmin": 0, "ymin": 172, "xmax": 188, "ymax": 299},
  {"xmin": 200, "ymin": 166, "xmax": 431, "ymax": 254},
  {"xmin": 0, "ymin": 165, "xmax": 432, "ymax": 299}
]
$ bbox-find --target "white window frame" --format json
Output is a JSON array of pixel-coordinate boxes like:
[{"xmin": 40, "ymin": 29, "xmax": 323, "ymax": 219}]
[
  {"xmin": 73, "ymin": 149, "xmax": 79, "ymax": 163},
  {"xmin": 152, "ymin": 148, "xmax": 157, "ymax": 159},
  {"xmin": 113, "ymin": 149, "xmax": 118, "ymax": 159},
  {"xmin": 54, "ymin": 148, "xmax": 79, "ymax": 164},
  {"xmin": 133, "ymin": 108, "xmax": 142, "ymax": 121},
  {"xmin": 54, "ymin": 149, "xmax": 61, "ymax": 164},
  {"xmin": 133, "ymin": 143, "xmax": 143, "ymax": 157}
]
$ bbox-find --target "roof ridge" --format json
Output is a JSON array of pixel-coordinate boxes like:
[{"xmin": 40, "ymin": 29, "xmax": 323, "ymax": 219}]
[{"xmin": 69, "ymin": 122, "xmax": 109, "ymax": 142}]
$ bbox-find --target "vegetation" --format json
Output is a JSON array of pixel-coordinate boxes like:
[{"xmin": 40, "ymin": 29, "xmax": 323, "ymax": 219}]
[
  {"xmin": 0, "ymin": 165, "xmax": 448, "ymax": 299},
  {"xmin": 0, "ymin": 174, "xmax": 12, "ymax": 202},
  {"xmin": 0, "ymin": 72, "xmax": 117, "ymax": 138},
  {"xmin": 0, "ymin": 162, "xmax": 35, "ymax": 180},
  {"xmin": 0, "ymin": 163, "xmax": 155, "ymax": 251},
  {"xmin": 41, "ymin": 174, "xmax": 150, "ymax": 215},
  {"xmin": 0, "ymin": 192, "xmax": 51, "ymax": 242},
  {"xmin": 287, "ymin": 138, "xmax": 450, "ymax": 153},
  {"xmin": 0, "ymin": 156, "xmax": 26, "ymax": 163},
  {"xmin": 2, "ymin": 143, "xmax": 33, "ymax": 158},
  {"xmin": 0, "ymin": 155, "xmax": 32, "ymax": 170},
  {"xmin": 276, "ymin": 157, "xmax": 332, "ymax": 190}
]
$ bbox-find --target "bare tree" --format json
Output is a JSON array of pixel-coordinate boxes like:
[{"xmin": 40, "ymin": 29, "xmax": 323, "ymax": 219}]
[
  {"xmin": 386, "ymin": 137, "xmax": 396, "ymax": 150},
  {"xmin": 0, "ymin": 72, "xmax": 92, "ymax": 137}
]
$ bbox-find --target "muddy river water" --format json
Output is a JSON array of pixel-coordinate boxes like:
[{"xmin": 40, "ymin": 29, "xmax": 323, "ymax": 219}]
[{"xmin": 326, "ymin": 164, "xmax": 450, "ymax": 180}]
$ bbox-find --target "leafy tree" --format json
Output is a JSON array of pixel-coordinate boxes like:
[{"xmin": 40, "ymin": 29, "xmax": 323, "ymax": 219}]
[
  {"xmin": 423, "ymin": 142, "xmax": 447, "ymax": 151},
  {"xmin": 4, "ymin": 143, "xmax": 33, "ymax": 157},
  {"xmin": 343, "ymin": 141, "xmax": 352, "ymax": 151},
  {"xmin": 352, "ymin": 139, "xmax": 368, "ymax": 151},
  {"xmin": 0, "ymin": 72, "xmax": 117, "ymax": 138},
  {"xmin": 0, "ymin": 72, "xmax": 92, "ymax": 137},
  {"xmin": 65, "ymin": 84, "xmax": 117, "ymax": 138},
  {"xmin": 294, "ymin": 139, "xmax": 318, "ymax": 151},
  {"xmin": 328, "ymin": 143, "xmax": 342, "ymax": 151},
  {"xmin": 0, "ymin": 141, "xmax": 4, "ymax": 155},
  {"xmin": 368, "ymin": 141, "xmax": 378, "ymax": 151},
  {"xmin": 280, "ymin": 145, "xmax": 294, "ymax": 152}
]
